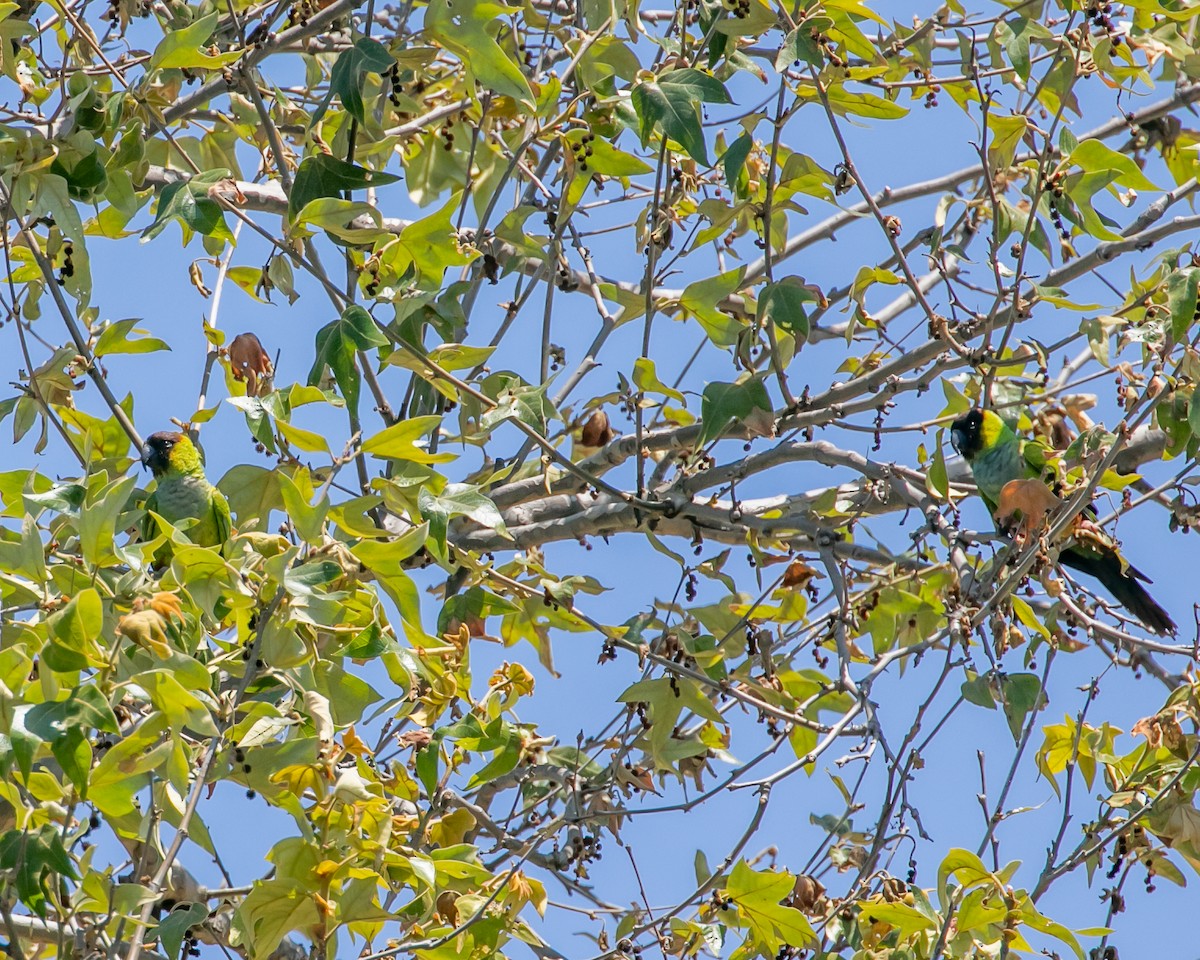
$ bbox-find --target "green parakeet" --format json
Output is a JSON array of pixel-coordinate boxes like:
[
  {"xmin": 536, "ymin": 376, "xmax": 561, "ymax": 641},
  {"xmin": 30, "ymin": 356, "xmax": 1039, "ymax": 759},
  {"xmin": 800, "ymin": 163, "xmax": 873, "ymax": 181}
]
[
  {"xmin": 950, "ymin": 408, "xmax": 1175, "ymax": 636},
  {"xmin": 140, "ymin": 431, "xmax": 231, "ymax": 559}
]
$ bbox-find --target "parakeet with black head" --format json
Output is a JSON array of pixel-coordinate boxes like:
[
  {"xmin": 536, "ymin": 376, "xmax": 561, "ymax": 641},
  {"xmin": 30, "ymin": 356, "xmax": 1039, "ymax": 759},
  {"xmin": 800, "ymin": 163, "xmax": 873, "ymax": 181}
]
[
  {"xmin": 950, "ymin": 408, "xmax": 1175, "ymax": 636},
  {"xmin": 140, "ymin": 431, "xmax": 231, "ymax": 558}
]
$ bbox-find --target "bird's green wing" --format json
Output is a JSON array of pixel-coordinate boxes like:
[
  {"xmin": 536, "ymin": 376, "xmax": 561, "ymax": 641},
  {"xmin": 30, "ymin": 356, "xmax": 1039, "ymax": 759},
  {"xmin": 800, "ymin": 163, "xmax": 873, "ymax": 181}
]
[
  {"xmin": 212, "ymin": 487, "xmax": 232, "ymax": 545},
  {"xmin": 1019, "ymin": 436, "xmax": 1054, "ymax": 480}
]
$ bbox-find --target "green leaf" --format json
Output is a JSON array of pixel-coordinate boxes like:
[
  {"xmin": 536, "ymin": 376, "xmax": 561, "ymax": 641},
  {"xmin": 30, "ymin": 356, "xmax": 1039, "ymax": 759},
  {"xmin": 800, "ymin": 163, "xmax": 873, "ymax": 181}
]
[
  {"xmin": 723, "ymin": 861, "xmax": 815, "ymax": 955},
  {"xmin": 351, "ymin": 525, "xmax": 427, "ymax": 620},
  {"xmin": 294, "ymin": 198, "xmax": 388, "ymax": 244},
  {"xmin": 426, "ymin": 342, "xmax": 496, "ymax": 371},
  {"xmin": 1015, "ymin": 893, "xmax": 1086, "ymax": 960},
  {"xmin": 362, "ymin": 415, "xmax": 455, "ymax": 464},
  {"xmin": 1011, "ymin": 595, "xmax": 1051, "ymax": 639},
  {"xmin": 234, "ymin": 879, "xmax": 321, "ymax": 960},
  {"xmin": 477, "ymin": 377, "xmax": 556, "ymax": 434},
  {"xmin": 722, "ymin": 132, "xmax": 753, "ymax": 187},
  {"xmin": 312, "ymin": 37, "xmax": 394, "ymax": 126},
  {"xmin": 1000, "ymin": 672, "xmax": 1044, "ymax": 740},
  {"xmin": 381, "ymin": 193, "xmax": 476, "ymax": 286},
  {"xmin": 90, "ymin": 715, "xmax": 173, "ymax": 816},
  {"xmin": 227, "ymin": 396, "xmax": 276, "ymax": 453},
  {"xmin": 307, "ymin": 305, "xmax": 389, "ymax": 416},
  {"xmin": 759, "ymin": 276, "xmax": 821, "ymax": 341},
  {"xmin": 573, "ymin": 136, "xmax": 653, "ymax": 177},
  {"xmin": 149, "ymin": 12, "xmax": 243, "ymax": 69},
  {"xmin": 143, "ymin": 177, "xmax": 235, "ymax": 243},
  {"xmin": 288, "ymin": 155, "xmax": 401, "ymax": 222},
  {"xmin": 632, "ymin": 70, "xmax": 731, "ymax": 166},
  {"xmin": 679, "ymin": 267, "xmax": 745, "ymax": 346},
  {"xmin": 275, "ymin": 419, "xmax": 331, "ymax": 455},
  {"xmin": 0, "ymin": 825, "xmax": 79, "ymax": 916},
  {"xmin": 987, "ymin": 115, "xmax": 1027, "ymax": 171},
  {"xmin": 419, "ymin": 484, "xmax": 511, "ymax": 559},
  {"xmin": 821, "ymin": 86, "xmax": 908, "ymax": 119},
  {"xmin": 226, "ymin": 265, "xmax": 271, "ymax": 304},
  {"xmin": 79, "ymin": 474, "xmax": 136, "ymax": 567},
  {"xmin": 277, "ymin": 470, "xmax": 330, "ymax": 544},
  {"xmin": 858, "ymin": 899, "xmax": 937, "ymax": 938},
  {"xmin": 960, "ymin": 671, "xmax": 996, "ymax": 709},
  {"xmin": 423, "ymin": 0, "xmax": 533, "ymax": 105},
  {"xmin": 659, "ymin": 68, "xmax": 732, "ymax": 105},
  {"xmin": 43, "ymin": 587, "xmax": 105, "ymax": 671},
  {"xmin": 926, "ymin": 432, "xmax": 949, "ymax": 499},
  {"xmin": 1188, "ymin": 389, "xmax": 1200, "ymax": 441},
  {"xmin": 138, "ymin": 670, "xmax": 219, "ymax": 739},
  {"xmin": 633, "ymin": 357, "xmax": 686, "ymax": 404},
  {"xmin": 159, "ymin": 903, "xmax": 211, "ymax": 960},
  {"xmin": 937, "ymin": 847, "xmax": 996, "ymax": 907},
  {"xmin": 1069, "ymin": 139, "xmax": 1158, "ymax": 190},
  {"xmin": 218, "ymin": 464, "xmax": 284, "ymax": 528},
  {"xmin": 698, "ymin": 377, "xmax": 773, "ymax": 448},
  {"xmin": 777, "ymin": 24, "xmax": 827, "ymax": 70},
  {"xmin": 1167, "ymin": 267, "xmax": 1199, "ymax": 342},
  {"xmin": 50, "ymin": 148, "xmax": 108, "ymax": 203},
  {"xmin": 94, "ymin": 318, "xmax": 171, "ymax": 356}
]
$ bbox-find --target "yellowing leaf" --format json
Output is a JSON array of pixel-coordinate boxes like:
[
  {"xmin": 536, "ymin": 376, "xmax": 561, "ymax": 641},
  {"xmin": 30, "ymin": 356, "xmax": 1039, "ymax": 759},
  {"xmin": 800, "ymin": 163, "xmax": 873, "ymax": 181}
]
[
  {"xmin": 361, "ymin": 416, "xmax": 455, "ymax": 464},
  {"xmin": 723, "ymin": 861, "xmax": 815, "ymax": 955}
]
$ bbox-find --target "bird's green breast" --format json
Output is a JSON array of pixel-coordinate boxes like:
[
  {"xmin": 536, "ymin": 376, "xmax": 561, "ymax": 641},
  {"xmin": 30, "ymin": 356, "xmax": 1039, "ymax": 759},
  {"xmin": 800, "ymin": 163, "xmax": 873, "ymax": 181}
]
[
  {"xmin": 968, "ymin": 438, "xmax": 1028, "ymax": 507},
  {"xmin": 150, "ymin": 475, "xmax": 226, "ymax": 546}
]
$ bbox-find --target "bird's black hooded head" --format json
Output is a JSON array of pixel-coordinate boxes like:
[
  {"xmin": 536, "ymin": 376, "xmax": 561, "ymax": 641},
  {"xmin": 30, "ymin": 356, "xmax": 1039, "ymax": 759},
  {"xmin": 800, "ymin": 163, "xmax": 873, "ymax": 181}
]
[
  {"xmin": 950, "ymin": 409, "xmax": 985, "ymax": 461},
  {"xmin": 140, "ymin": 431, "xmax": 184, "ymax": 477}
]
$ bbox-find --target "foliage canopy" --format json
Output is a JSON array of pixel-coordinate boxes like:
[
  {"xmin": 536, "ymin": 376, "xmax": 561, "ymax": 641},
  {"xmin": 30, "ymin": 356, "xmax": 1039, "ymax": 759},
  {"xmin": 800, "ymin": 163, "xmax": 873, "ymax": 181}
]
[{"xmin": 2, "ymin": 0, "xmax": 1200, "ymax": 956}]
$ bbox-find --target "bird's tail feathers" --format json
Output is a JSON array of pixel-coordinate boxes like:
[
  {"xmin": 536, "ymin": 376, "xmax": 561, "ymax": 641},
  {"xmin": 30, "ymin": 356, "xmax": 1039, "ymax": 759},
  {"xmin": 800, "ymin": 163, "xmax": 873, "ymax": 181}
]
[{"xmin": 1060, "ymin": 549, "xmax": 1176, "ymax": 636}]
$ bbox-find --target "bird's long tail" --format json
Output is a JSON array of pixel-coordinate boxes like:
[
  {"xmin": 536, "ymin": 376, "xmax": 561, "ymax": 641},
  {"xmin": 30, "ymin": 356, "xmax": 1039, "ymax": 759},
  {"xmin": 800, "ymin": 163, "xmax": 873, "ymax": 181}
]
[{"xmin": 1060, "ymin": 548, "xmax": 1176, "ymax": 636}]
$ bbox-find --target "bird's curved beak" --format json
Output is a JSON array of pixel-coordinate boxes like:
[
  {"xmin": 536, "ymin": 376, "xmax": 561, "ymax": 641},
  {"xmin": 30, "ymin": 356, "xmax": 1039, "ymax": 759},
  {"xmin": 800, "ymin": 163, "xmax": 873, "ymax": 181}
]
[
  {"xmin": 950, "ymin": 427, "xmax": 966, "ymax": 456},
  {"xmin": 140, "ymin": 442, "xmax": 160, "ymax": 473}
]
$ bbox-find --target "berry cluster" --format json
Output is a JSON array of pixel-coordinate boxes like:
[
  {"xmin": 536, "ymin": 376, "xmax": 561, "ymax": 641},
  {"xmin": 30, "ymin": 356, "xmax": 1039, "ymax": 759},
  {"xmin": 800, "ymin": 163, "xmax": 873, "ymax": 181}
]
[
  {"xmin": 57, "ymin": 242, "xmax": 74, "ymax": 286},
  {"xmin": 386, "ymin": 63, "xmax": 403, "ymax": 108},
  {"xmin": 1086, "ymin": 1, "xmax": 1122, "ymax": 45},
  {"xmin": 555, "ymin": 262, "xmax": 579, "ymax": 291},
  {"xmin": 286, "ymin": 0, "xmax": 319, "ymax": 28},
  {"xmin": 232, "ymin": 744, "xmax": 252, "ymax": 776},
  {"xmin": 245, "ymin": 22, "xmax": 273, "ymax": 48},
  {"xmin": 99, "ymin": 0, "xmax": 151, "ymax": 28},
  {"xmin": 570, "ymin": 131, "xmax": 596, "ymax": 172},
  {"xmin": 564, "ymin": 831, "xmax": 603, "ymax": 868},
  {"xmin": 1041, "ymin": 169, "xmax": 1072, "ymax": 243},
  {"xmin": 1104, "ymin": 823, "xmax": 1146, "ymax": 879},
  {"xmin": 912, "ymin": 68, "xmax": 941, "ymax": 108}
]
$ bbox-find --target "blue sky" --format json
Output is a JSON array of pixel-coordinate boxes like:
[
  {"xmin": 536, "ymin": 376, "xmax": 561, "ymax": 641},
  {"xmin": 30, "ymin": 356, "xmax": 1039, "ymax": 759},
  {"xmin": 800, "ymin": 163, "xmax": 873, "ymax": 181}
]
[{"xmin": 7, "ymin": 2, "xmax": 1200, "ymax": 955}]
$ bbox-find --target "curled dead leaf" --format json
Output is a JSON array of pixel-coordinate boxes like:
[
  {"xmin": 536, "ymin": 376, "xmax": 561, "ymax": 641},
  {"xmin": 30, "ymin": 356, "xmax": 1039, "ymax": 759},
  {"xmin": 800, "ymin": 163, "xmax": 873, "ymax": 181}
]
[
  {"xmin": 781, "ymin": 559, "xmax": 822, "ymax": 588},
  {"xmin": 117, "ymin": 609, "xmax": 172, "ymax": 659},
  {"xmin": 228, "ymin": 332, "xmax": 274, "ymax": 397},
  {"xmin": 995, "ymin": 478, "xmax": 1061, "ymax": 540},
  {"xmin": 1132, "ymin": 715, "xmax": 1162, "ymax": 748},
  {"xmin": 573, "ymin": 408, "xmax": 614, "ymax": 460},
  {"xmin": 397, "ymin": 728, "xmax": 433, "ymax": 751},
  {"xmin": 788, "ymin": 874, "xmax": 827, "ymax": 914},
  {"xmin": 147, "ymin": 591, "xmax": 183, "ymax": 620}
]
